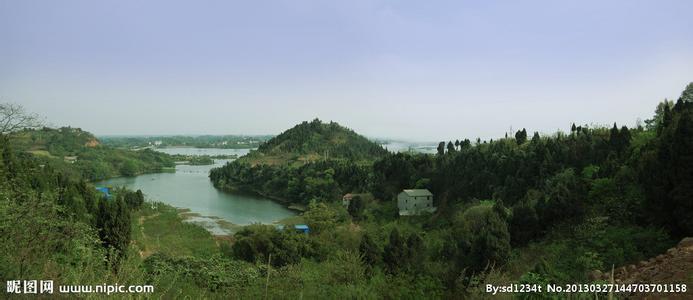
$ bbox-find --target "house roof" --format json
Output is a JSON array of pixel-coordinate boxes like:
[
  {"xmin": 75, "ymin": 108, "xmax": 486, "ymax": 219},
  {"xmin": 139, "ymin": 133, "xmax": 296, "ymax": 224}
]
[
  {"xmin": 294, "ymin": 224, "xmax": 309, "ymax": 230},
  {"xmin": 401, "ymin": 189, "xmax": 433, "ymax": 197}
]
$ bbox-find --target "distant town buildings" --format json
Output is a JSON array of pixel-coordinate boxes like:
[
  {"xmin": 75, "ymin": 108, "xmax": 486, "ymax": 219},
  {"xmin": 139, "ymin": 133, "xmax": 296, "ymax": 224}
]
[{"xmin": 397, "ymin": 189, "xmax": 436, "ymax": 216}]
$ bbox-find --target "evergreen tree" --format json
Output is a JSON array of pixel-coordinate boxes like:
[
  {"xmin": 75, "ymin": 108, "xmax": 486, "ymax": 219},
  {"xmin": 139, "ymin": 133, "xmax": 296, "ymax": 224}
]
[
  {"xmin": 347, "ymin": 195, "xmax": 364, "ymax": 220},
  {"xmin": 492, "ymin": 199, "xmax": 508, "ymax": 220},
  {"xmin": 670, "ymin": 109, "xmax": 693, "ymax": 234},
  {"xmin": 437, "ymin": 142, "xmax": 445, "ymax": 156},
  {"xmin": 479, "ymin": 212, "xmax": 511, "ymax": 267},
  {"xmin": 404, "ymin": 233, "xmax": 424, "ymax": 273},
  {"xmin": 681, "ymin": 82, "xmax": 693, "ymax": 103},
  {"xmin": 531, "ymin": 132, "xmax": 540, "ymax": 143},
  {"xmin": 359, "ymin": 233, "xmax": 380, "ymax": 268},
  {"xmin": 515, "ymin": 128, "xmax": 528, "ymax": 145},
  {"xmin": 447, "ymin": 141, "xmax": 456, "ymax": 153},
  {"xmin": 383, "ymin": 228, "xmax": 405, "ymax": 274},
  {"xmin": 609, "ymin": 123, "xmax": 621, "ymax": 151},
  {"xmin": 509, "ymin": 199, "xmax": 540, "ymax": 246}
]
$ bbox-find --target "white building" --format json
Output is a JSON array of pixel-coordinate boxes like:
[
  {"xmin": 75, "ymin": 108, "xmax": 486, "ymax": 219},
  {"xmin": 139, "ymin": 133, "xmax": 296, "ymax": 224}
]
[
  {"xmin": 397, "ymin": 189, "xmax": 436, "ymax": 216},
  {"xmin": 342, "ymin": 193, "xmax": 354, "ymax": 207}
]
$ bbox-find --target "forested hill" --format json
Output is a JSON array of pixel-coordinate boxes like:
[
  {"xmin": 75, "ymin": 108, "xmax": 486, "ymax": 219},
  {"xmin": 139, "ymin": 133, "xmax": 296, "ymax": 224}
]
[
  {"xmin": 247, "ymin": 118, "xmax": 388, "ymax": 164},
  {"xmin": 10, "ymin": 127, "xmax": 174, "ymax": 180},
  {"xmin": 11, "ymin": 126, "xmax": 100, "ymax": 155},
  {"xmin": 210, "ymin": 119, "xmax": 387, "ymax": 204}
]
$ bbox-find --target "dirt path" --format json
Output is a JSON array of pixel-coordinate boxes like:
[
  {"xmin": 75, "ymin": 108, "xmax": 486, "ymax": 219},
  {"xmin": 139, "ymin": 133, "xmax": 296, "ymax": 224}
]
[
  {"xmin": 593, "ymin": 237, "xmax": 693, "ymax": 299},
  {"xmin": 136, "ymin": 213, "xmax": 160, "ymax": 258}
]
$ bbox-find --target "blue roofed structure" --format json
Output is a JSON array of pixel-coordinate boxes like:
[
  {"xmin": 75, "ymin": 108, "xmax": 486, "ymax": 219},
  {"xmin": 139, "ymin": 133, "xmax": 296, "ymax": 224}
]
[
  {"xmin": 294, "ymin": 224, "xmax": 309, "ymax": 234},
  {"xmin": 95, "ymin": 187, "xmax": 112, "ymax": 199}
]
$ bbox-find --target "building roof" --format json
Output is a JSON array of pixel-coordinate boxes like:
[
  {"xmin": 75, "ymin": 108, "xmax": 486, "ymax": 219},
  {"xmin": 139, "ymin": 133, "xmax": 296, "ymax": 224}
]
[
  {"xmin": 401, "ymin": 189, "xmax": 433, "ymax": 197},
  {"xmin": 294, "ymin": 224, "xmax": 309, "ymax": 230}
]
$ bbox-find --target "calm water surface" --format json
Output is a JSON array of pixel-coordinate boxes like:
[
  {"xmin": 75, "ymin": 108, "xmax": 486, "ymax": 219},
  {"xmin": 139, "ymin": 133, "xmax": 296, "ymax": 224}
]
[{"xmin": 95, "ymin": 148, "xmax": 294, "ymax": 230}]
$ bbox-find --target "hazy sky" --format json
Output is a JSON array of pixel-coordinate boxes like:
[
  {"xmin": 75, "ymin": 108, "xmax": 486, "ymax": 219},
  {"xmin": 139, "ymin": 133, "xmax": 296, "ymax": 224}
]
[{"xmin": 1, "ymin": 1, "xmax": 692, "ymax": 141}]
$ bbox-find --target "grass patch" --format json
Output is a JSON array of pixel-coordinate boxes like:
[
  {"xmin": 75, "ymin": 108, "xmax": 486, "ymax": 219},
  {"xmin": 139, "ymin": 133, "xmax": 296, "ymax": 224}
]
[{"xmin": 132, "ymin": 202, "xmax": 220, "ymax": 258}]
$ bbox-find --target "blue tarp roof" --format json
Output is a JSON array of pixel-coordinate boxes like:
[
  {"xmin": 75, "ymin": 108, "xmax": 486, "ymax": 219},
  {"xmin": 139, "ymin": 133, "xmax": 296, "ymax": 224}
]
[
  {"xmin": 294, "ymin": 225, "xmax": 309, "ymax": 230},
  {"xmin": 95, "ymin": 187, "xmax": 112, "ymax": 198}
]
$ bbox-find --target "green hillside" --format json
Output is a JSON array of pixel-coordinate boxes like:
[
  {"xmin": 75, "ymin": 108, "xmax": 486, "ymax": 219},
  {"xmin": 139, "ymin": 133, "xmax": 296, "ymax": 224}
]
[
  {"xmin": 10, "ymin": 127, "xmax": 174, "ymax": 180},
  {"xmin": 210, "ymin": 119, "xmax": 387, "ymax": 204},
  {"xmin": 243, "ymin": 118, "xmax": 388, "ymax": 165}
]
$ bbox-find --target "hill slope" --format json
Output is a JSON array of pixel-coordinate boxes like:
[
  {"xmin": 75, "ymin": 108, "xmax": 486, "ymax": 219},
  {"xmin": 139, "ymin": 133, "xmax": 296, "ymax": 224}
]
[
  {"xmin": 243, "ymin": 118, "xmax": 388, "ymax": 165},
  {"xmin": 10, "ymin": 127, "xmax": 174, "ymax": 180},
  {"xmin": 210, "ymin": 119, "xmax": 385, "ymax": 204}
]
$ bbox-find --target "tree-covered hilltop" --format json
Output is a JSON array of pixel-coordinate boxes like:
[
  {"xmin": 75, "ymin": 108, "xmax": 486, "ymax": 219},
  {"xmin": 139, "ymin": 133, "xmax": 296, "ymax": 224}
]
[
  {"xmin": 10, "ymin": 127, "xmax": 175, "ymax": 180},
  {"xmin": 210, "ymin": 119, "xmax": 388, "ymax": 204},
  {"xmin": 251, "ymin": 118, "xmax": 388, "ymax": 164}
]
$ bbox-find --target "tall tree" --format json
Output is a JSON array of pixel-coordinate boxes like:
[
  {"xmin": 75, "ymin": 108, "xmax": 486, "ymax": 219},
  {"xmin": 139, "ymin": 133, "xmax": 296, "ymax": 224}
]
[
  {"xmin": 347, "ymin": 195, "xmax": 365, "ymax": 220},
  {"xmin": 359, "ymin": 233, "xmax": 380, "ymax": 268},
  {"xmin": 437, "ymin": 142, "xmax": 446, "ymax": 156},
  {"xmin": 515, "ymin": 128, "xmax": 528, "ymax": 145},
  {"xmin": 447, "ymin": 141, "xmax": 456, "ymax": 153},
  {"xmin": 383, "ymin": 228, "xmax": 405, "ymax": 274},
  {"xmin": 0, "ymin": 103, "xmax": 43, "ymax": 135}
]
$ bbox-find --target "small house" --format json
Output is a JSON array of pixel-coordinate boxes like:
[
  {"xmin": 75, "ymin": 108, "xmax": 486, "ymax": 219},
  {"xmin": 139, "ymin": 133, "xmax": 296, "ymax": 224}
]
[
  {"xmin": 64, "ymin": 156, "xmax": 78, "ymax": 163},
  {"xmin": 294, "ymin": 224, "xmax": 310, "ymax": 234},
  {"xmin": 342, "ymin": 193, "xmax": 354, "ymax": 207},
  {"xmin": 397, "ymin": 189, "xmax": 436, "ymax": 216},
  {"xmin": 95, "ymin": 187, "xmax": 112, "ymax": 199}
]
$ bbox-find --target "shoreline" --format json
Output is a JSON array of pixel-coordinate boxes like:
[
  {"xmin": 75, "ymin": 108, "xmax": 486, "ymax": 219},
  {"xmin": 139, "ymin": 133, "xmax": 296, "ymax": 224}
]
[{"xmin": 212, "ymin": 181, "xmax": 307, "ymax": 212}]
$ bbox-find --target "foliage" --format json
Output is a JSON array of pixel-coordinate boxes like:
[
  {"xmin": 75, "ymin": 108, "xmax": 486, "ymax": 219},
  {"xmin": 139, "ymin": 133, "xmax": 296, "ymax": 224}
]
[{"xmin": 11, "ymin": 127, "xmax": 175, "ymax": 181}]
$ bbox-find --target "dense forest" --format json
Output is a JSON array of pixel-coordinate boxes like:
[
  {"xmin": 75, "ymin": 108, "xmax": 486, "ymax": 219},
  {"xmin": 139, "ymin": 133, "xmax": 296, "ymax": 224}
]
[
  {"xmin": 252, "ymin": 118, "xmax": 388, "ymax": 163},
  {"xmin": 0, "ymin": 133, "xmax": 146, "ymax": 284},
  {"xmin": 210, "ymin": 119, "xmax": 388, "ymax": 204},
  {"xmin": 10, "ymin": 127, "xmax": 175, "ymax": 181},
  {"xmin": 206, "ymin": 83, "xmax": 693, "ymax": 297}
]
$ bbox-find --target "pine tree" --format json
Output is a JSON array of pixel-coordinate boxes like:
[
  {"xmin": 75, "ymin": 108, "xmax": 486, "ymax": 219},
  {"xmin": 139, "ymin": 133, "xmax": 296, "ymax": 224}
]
[
  {"xmin": 405, "ymin": 233, "xmax": 424, "ymax": 273},
  {"xmin": 447, "ymin": 141, "xmax": 456, "ymax": 153},
  {"xmin": 509, "ymin": 200, "xmax": 540, "ymax": 246},
  {"xmin": 359, "ymin": 233, "xmax": 380, "ymax": 268},
  {"xmin": 531, "ymin": 132, "xmax": 540, "ymax": 143},
  {"xmin": 515, "ymin": 128, "xmax": 527, "ymax": 145},
  {"xmin": 383, "ymin": 228, "xmax": 405, "ymax": 274},
  {"xmin": 347, "ymin": 195, "xmax": 364, "ymax": 220},
  {"xmin": 493, "ymin": 199, "xmax": 508, "ymax": 220},
  {"xmin": 609, "ymin": 123, "xmax": 621, "ymax": 151},
  {"xmin": 669, "ymin": 109, "xmax": 693, "ymax": 235},
  {"xmin": 437, "ymin": 142, "xmax": 445, "ymax": 156}
]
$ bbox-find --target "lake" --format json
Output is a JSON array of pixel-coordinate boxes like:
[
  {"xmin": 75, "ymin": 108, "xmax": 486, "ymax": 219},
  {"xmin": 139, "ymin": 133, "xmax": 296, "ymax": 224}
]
[{"xmin": 95, "ymin": 147, "xmax": 295, "ymax": 235}]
